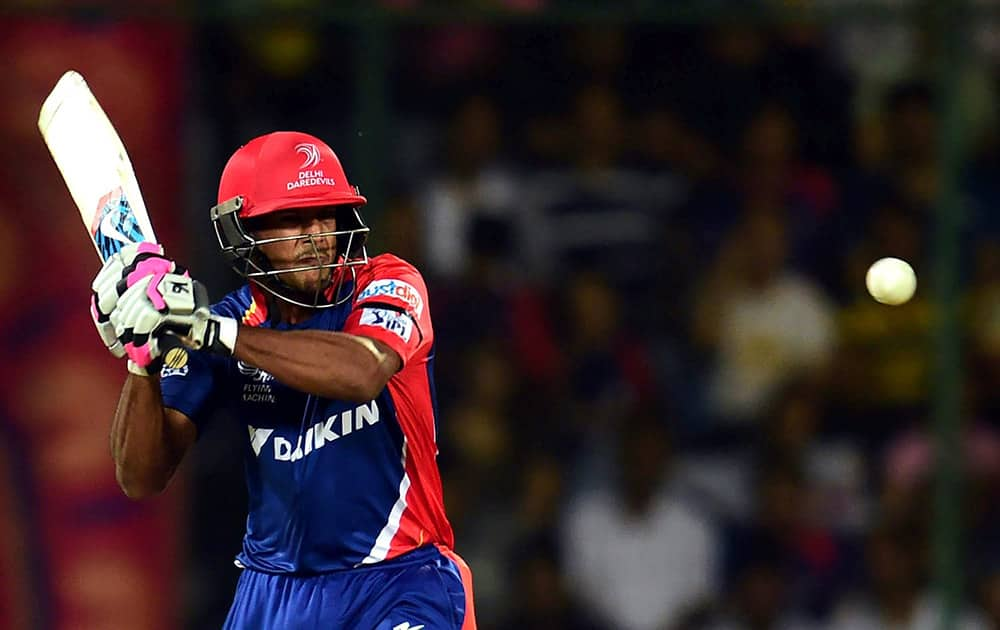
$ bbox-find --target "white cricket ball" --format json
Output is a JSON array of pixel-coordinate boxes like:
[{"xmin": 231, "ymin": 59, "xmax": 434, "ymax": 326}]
[{"xmin": 866, "ymin": 257, "xmax": 917, "ymax": 305}]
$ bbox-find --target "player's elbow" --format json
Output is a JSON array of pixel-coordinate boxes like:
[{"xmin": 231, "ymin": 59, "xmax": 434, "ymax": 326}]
[
  {"xmin": 116, "ymin": 466, "xmax": 168, "ymax": 500},
  {"xmin": 340, "ymin": 375, "xmax": 383, "ymax": 403},
  {"xmin": 340, "ymin": 366, "xmax": 390, "ymax": 403}
]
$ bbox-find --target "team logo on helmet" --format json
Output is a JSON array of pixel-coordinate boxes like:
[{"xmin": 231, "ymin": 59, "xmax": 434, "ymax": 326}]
[{"xmin": 295, "ymin": 143, "xmax": 322, "ymax": 169}]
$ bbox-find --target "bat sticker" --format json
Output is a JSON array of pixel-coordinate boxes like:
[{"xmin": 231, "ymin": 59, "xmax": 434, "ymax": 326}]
[{"xmin": 90, "ymin": 188, "xmax": 145, "ymax": 259}]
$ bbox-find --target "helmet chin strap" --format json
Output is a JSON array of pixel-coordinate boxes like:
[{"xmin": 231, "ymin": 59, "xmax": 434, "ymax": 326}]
[{"xmin": 251, "ymin": 259, "xmax": 360, "ymax": 310}]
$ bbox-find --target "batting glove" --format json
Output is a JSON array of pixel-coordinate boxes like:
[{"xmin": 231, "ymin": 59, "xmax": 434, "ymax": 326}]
[
  {"xmin": 90, "ymin": 242, "xmax": 184, "ymax": 359},
  {"xmin": 110, "ymin": 273, "xmax": 237, "ymax": 374}
]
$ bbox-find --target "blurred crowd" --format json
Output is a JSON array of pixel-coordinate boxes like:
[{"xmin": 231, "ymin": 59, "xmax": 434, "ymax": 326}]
[
  {"xmin": 7, "ymin": 5, "xmax": 1000, "ymax": 630},
  {"xmin": 180, "ymin": 17, "xmax": 1000, "ymax": 630},
  {"xmin": 408, "ymin": 22, "xmax": 1000, "ymax": 630}
]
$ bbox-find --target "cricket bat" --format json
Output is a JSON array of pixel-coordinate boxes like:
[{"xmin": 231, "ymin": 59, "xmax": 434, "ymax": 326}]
[
  {"xmin": 37, "ymin": 71, "xmax": 208, "ymax": 352},
  {"xmin": 37, "ymin": 70, "xmax": 157, "ymax": 262}
]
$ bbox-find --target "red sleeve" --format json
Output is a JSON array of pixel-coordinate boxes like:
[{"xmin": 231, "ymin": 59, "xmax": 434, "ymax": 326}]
[{"xmin": 343, "ymin": 255, "xmax": 433, "ymax": 366}]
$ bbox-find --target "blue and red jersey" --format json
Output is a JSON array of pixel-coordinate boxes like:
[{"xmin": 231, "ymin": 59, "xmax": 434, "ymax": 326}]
[{"xmin": 159, "ymin": 254, "xmax": 454, "ymax": 573}]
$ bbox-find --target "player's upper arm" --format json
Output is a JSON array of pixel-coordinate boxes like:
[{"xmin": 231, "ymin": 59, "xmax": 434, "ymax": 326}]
[{"xmin": 345, "ymin": 257, "xmax": 434, "ymax": 369}]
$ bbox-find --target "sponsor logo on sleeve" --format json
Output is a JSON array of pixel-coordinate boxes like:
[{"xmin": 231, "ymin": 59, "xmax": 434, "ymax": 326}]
[
  {"xmin": 161, "ymin": 365, "xmax": 189, "ymax": 378},
  {"xmin": 160, "ymin": 347, "xmax": 190, "ymax": 378},
  {"xmin": 356, "ymin": 279, "xmax": 424, "ymax": 316},
  {"xmin": 359, "ymin": 307, "xmax": 413, "ymax": 342}
]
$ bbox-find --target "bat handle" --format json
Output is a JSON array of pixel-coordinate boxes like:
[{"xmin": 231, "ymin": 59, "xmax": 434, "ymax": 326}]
[{"xmin": 157, "ymin": 330, "xmax": 189, "ymax": 354}]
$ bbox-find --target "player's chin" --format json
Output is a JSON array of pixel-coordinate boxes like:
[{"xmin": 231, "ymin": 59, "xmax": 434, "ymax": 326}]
[{"xmin": 286, "ymin": 269, "xmax": 332, "ymax": 295}]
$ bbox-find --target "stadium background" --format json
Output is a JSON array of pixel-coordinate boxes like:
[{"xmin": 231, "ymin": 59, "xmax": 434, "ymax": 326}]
[{"xmin": 3, "ymin": 1, "xmax": 1000, "ymax": 628}]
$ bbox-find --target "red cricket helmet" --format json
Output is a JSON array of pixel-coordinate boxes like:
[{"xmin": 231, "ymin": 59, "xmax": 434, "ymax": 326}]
[
  {"xmin": 210, "ymin": 131, "xmax": 370, "ymax": 309},
  {"xmin": 216, "ymin": 131, "xmax": 367, "ymax": 217}
]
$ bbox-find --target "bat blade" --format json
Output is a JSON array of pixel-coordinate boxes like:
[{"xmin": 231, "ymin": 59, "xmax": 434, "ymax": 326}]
[{"xmin": 38, "ymin": 70, "xmax": 156, "ymax": 262}]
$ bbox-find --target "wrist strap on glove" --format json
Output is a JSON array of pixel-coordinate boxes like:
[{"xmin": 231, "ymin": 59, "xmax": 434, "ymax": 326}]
[
  {"xmin": 160, "ymin": 280, "xmax": 238, "ymax": 357},
  {"xmin": 200, "ymin": 316, "xmax": 238, "ymax": 355}
]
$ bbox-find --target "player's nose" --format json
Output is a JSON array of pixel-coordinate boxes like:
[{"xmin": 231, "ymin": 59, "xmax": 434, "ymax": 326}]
[{"xmin": 303, "ymin": 213, "xmax": 335, "ymax": 234}]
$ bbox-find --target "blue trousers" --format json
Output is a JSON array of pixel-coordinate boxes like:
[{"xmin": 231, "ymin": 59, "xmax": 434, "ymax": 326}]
[{"xmin": 223, "ymin": 546, "xmax": 474, "ymax": 629}]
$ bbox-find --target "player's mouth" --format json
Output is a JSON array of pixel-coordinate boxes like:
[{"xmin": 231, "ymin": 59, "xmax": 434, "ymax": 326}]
[{"xmin": 295, "ymin": 251, "xmax": 333, "ymax": 266}]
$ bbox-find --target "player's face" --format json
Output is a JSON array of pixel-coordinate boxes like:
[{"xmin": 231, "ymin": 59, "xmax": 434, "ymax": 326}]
[{"xmin": 248, "ymin": 206, "xmax": 338, "ymax": 295}]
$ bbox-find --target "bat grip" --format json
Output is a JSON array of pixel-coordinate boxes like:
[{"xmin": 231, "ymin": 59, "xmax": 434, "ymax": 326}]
[{"xmin": 158, "ymin": 331, "xmax": 186, "ymax": 354}]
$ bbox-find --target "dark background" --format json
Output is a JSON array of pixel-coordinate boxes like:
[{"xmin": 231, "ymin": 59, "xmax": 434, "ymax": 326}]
[{"xmin": 4, "ymin": 1, "xmax": 1000, "ymax": 629}]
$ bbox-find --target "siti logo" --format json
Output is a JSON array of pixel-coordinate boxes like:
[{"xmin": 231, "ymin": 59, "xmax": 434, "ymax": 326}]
[{"xmin": 295, "ymin": 143, "xmax": 322, "ymax": 169}]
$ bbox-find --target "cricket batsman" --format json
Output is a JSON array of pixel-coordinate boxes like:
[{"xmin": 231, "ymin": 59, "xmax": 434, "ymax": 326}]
[{"xmin": 90, "ymin": 131, "xmax": 476, "ymax": 629}]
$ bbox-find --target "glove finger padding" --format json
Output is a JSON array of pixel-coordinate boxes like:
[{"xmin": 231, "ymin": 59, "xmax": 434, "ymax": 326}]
[
  {"xmin": 90, "ymin": 242, "xmax": 180, "ymax": 361},
  {"xmin": 112, "ymin": 277, "xmax": 162, "ymax": 368},
  {"xmin": 90, "ymin": 246, "xmax": 130, "ymax": 358},
  {"xmin": 95, "ymin": 242, "xmax": 172, "ymax": 311},
  {"xmin": 111, "ymin": 274, "xmax": 210, "ymax": 369},
  {"xmin": 92, "ymin": 253, "xmax": 125, "ymax": 316},
  {"xmin": 90, "ymin": 293, "xmax": 125, "ymax": 358},
  {"xmin": 115, "ymin": 248, "xmax": 187, "ymax": 301}
]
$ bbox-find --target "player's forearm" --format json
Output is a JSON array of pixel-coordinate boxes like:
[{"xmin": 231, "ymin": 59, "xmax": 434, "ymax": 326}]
[
  {"xmin": 110, "ymin": 373, "xmax": 177, "ymax": 499},
  {"xmin": 233, "ymin": 326, "xmax": 388, "ymax": 401}
]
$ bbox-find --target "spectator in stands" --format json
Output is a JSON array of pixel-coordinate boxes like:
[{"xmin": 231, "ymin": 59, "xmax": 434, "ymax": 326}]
[
  {"xmin": 973, "ymin": 556, "xmax": 1000, "ymax": 630},
  {"xmin": 563, "ymin": 411, "xmax": 718, "ymax": 630},
  {"xmin": 557, "ymin": 271, "xmax": 655, "ymax": 421},
  {"xmin": 421, "ymin": 95, "xmax": 523, "ymax": 280},
  {"xmin": 759, "ymin": 380, "xmax": 869, "ymax": 534},
  {"xmin": 829, "ymin": 524, "xmax": 986, "ymax": 630},
  {"xmin": 967, "ymin": 241, "xmax": 1000, "ymax": 416},
  {"xmin": 694, "ymin": 208, "xmax": 836, "ymax": 429},
  {"xmin": 524, "ymin": 83, "xmax": 686, "ymax": 303},
  {"xmin": 503, "ymin": 535, "xmax": 608, "ymax": 630},
  {"xmin": 723, "ymin": 460, "xmax": 850, "ymax": 621},
  {"xmin": 702, "ymin": 556, "xmax": 817, "ymax": 630}
]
